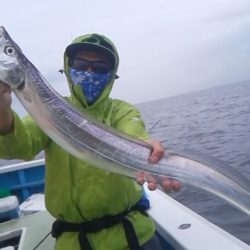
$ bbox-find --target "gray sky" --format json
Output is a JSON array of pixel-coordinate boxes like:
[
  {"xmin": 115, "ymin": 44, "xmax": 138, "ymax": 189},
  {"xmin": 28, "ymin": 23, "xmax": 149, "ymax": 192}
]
[{"xmin": 1, "ymin": 0, "xmax": 250, "ymax": 110}]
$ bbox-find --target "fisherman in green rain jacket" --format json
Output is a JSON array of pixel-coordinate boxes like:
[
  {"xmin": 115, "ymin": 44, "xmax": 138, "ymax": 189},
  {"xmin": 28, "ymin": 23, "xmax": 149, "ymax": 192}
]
[{"xmin": 0, "ymin": 33, "xmax": 180, "ymax": 250}]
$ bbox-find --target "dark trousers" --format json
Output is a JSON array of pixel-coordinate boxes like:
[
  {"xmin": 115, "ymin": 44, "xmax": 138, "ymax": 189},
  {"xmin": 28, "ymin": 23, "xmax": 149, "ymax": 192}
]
[{"xmin": 141, "ymin": 234, "xmax": 164, "ymax": 250}]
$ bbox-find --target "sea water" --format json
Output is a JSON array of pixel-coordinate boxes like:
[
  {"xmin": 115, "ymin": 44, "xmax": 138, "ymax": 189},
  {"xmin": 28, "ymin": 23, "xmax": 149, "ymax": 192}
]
[{"xmin": 138, "ymin": 80, "xmax": 250, "ymax": 245}]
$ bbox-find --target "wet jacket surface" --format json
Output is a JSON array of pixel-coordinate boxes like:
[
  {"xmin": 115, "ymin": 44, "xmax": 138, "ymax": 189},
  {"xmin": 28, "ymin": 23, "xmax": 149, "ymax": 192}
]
[{"xmin": 0, "ymin": 34, "xmax": 155, "ymax": 249}]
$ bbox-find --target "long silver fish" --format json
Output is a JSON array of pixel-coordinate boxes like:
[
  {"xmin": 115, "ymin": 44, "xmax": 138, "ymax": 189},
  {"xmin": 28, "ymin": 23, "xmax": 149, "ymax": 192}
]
[{"xmin": 0, "ymin": 26, "xmax": 250, "ymax": 216}]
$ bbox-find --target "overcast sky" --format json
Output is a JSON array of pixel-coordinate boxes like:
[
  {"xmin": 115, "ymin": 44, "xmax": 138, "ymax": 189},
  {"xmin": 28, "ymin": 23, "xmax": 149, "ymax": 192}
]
[{"xmin": 1, "ymin": 0, "xmax": 250, "ymax": 113}]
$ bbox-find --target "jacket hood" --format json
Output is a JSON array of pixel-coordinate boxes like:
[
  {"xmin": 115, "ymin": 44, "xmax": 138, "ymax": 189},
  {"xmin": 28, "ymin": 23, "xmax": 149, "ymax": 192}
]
[{"xmin": 63, "ymin": 33, "xmax": 119, "ymax": 109}]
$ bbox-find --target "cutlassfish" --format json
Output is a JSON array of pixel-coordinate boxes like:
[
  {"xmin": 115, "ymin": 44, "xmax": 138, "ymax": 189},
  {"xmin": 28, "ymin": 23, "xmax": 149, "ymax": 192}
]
[{"xmin": 0, "ymin": 26, "xmax": 249, "ymax": 216}]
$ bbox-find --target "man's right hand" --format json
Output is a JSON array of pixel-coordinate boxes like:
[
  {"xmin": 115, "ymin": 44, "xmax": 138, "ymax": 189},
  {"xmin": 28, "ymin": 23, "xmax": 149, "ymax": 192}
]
[
  {"xmin": 0, "ymin": 81, "xmax": 12, "ymax": 109},
  {"xmin": 0, "ymin": 81, "xmax": 13, "ymax": 135}
]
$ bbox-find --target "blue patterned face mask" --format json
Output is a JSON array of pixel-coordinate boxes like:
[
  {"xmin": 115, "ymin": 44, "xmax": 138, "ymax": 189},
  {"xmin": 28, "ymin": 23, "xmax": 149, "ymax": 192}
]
[{"xmin": 69, "ymin": 68, "xmax": 110, "ymax": 104}]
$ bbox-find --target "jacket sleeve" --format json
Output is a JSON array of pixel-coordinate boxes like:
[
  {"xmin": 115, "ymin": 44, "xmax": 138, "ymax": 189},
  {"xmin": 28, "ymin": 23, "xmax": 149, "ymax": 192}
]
[
  {"xmin": 110, "ymin": 100, "xmax": 149, "ymax": 140},
  {"xmin": 0, "ymin": 111, "xmax": 50, "ymax": 161}
]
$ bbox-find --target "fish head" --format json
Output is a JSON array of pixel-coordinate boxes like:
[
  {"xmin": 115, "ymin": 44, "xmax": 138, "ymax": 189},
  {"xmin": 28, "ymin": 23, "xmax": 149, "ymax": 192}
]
[{"xmin": 0, "ymin": 26, "xmax": 25, "ymax": 89}]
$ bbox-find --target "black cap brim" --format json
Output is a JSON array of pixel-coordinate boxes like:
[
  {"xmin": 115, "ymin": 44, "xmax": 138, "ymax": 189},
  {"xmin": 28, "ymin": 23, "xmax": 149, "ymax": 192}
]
[{"xmin": 65, "ymin": 43, "xmax": 115, "ymax": 67}]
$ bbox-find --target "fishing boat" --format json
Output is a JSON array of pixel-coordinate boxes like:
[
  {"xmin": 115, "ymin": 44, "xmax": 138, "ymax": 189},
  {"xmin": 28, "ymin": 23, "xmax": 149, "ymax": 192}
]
[{"xmin": 0, "ymin": 159, "xmax": 249, "ymax": 250}]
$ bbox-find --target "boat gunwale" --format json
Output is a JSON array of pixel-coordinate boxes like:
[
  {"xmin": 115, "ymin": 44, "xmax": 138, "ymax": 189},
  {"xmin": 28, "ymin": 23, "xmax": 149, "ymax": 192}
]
[{"xmin": 0, "ymin": 159, "xmax": 45, "ymax": 174}]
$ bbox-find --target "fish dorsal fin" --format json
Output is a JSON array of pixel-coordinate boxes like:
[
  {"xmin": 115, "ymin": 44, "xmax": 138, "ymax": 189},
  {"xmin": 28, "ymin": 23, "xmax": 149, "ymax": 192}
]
[{"xmin": 169, "ymin": 149, "xmax": 250, "ymax": 193}]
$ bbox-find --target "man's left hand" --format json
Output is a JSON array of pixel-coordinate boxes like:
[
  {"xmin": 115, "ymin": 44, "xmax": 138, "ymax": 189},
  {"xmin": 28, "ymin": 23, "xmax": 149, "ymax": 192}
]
[{"xmin": 136, "ymin": 139, "xmax": 181, "ymax": 192}]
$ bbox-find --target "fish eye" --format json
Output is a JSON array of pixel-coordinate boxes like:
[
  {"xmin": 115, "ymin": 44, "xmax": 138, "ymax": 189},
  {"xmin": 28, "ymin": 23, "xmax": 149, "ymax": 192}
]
[{"xmin": 5, "ymin": 46, "xmax": 15, "ymax": 56}]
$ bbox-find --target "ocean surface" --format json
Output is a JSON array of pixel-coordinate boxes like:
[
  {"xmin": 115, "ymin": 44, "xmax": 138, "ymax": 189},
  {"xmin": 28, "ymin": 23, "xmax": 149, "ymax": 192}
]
[
  {"xmin": 137, "ymin": 81, "xmax": 250, "ymax": 245},
  {"xmin": 1, "ymin": 81, "xmax": 250, "ymax": 245}
]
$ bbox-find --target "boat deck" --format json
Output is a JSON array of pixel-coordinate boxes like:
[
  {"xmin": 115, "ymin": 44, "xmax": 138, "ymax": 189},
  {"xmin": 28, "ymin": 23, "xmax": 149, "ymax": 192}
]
[
  {"xmin": 149, "ymin": 189, "xmax": 250, "ymax": 250},
  {"xmin": 0, "ymin": 211, "xmax": 55, "ymax": 250}
]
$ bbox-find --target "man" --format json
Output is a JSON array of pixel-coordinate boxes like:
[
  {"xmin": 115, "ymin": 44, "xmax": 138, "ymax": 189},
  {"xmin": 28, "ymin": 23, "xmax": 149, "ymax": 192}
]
[{"xmin": 0, "ymin": 33, "xmax": 180, "ymax": 249}]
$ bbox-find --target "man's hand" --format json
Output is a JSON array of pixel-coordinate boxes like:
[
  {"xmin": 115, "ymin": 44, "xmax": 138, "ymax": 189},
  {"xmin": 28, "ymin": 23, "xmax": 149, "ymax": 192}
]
[
  {"xmin": 136, "ymin": 139, "xmax": 181, "ymax": 192},
  {"xmin": 0, "ymin": 81, "xmax": 13, "ymax": 135},
  {"xmin": 0, "ymin": 81, "xmax": 12, "ymax": 110}
]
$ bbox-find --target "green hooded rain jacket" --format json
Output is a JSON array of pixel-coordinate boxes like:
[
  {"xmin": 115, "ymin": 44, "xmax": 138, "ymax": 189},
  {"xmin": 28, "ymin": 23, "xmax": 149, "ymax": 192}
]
[{"xmin": 0, "ymin": 34, "xmax": 155, "ymax": 250}]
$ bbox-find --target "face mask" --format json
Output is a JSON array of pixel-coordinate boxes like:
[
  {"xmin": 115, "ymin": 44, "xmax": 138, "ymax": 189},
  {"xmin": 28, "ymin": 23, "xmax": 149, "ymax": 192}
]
[{"xmin": 69, "ymin": 68, "xmax": 110, "ymax": 104}]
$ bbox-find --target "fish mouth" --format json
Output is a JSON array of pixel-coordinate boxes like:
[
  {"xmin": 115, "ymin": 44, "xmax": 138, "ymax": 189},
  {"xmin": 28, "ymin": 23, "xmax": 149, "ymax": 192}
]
[
  {"xmin": 0, "ymin": 63, "xmax": 25, "ymax": 89},
  {"xmin": 0, "ymin": 26, "xmax": 25, "ymax": 89}
]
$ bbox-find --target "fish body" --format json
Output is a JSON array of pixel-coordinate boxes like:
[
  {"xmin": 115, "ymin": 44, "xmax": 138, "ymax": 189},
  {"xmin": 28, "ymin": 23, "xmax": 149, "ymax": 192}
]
[{"xmin": 0, "ymin": 26, "xmax": 250, "ymax": 216}]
